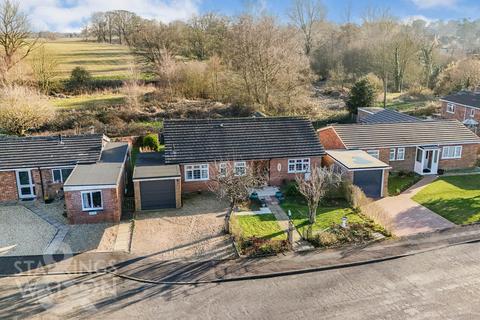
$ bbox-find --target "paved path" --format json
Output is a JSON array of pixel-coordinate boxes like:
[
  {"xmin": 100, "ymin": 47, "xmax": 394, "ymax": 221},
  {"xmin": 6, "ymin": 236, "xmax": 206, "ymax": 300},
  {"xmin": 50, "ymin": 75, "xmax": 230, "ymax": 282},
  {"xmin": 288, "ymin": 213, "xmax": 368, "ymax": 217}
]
[
  {"xmin": 267, "ymin": 198, "xmax": 314, "ymax": 251},
  {"xmin": 113, "ymin": 222, "xmax": 133, "ymax": 252},
  {"xmin": 373, "ymin": 176, "xmax": 455, "ymax": 237}
]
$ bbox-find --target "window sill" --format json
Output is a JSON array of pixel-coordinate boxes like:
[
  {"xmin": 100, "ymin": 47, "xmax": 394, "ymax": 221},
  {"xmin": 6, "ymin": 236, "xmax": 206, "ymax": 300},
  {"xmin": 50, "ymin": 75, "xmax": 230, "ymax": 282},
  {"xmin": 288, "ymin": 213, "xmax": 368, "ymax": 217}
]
[
  {"xmin": 82, "ymin": 208, "xmax": 103, "ymax": 212},
  {"xmin": 441, "ymin": 157, "xmax": 461, "ymax": 160},
  {"xmin": 185, "ymin": 179, "xmax": 209, "ymax": 182}
]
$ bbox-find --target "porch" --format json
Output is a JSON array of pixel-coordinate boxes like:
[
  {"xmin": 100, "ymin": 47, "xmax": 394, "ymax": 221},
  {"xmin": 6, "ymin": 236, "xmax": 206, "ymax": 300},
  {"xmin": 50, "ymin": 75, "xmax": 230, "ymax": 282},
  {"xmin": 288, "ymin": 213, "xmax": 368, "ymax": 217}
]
[{"xmin": 414, "ymin": 146, "xmax": 440, "ymax": 175}]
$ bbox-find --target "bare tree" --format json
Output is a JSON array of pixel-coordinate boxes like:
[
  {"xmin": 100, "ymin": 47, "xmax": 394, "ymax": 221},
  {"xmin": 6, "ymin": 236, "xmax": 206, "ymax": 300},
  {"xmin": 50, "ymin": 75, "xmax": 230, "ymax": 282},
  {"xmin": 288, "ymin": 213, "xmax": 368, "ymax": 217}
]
[
  {"xmin": 31, "ymin": 45, "xmax": 59, "ymax": 94},
  {"xmin": 295, "ymin": 166, "xmax": 343, "ymax": 224},
  {"xmin": 208, "ymin": 162, "xmax": 266, "ymax": 232},
  {"xmin": 0, "ymin": 85, "xmax": 55, "ymax": 135},
  {"xmin": 288, "ymin": 0, "xmax": 327, "ymax": 55},
  {"xmin": 0, "ymin": 0, "xmax": 37, "ymax": 84}
]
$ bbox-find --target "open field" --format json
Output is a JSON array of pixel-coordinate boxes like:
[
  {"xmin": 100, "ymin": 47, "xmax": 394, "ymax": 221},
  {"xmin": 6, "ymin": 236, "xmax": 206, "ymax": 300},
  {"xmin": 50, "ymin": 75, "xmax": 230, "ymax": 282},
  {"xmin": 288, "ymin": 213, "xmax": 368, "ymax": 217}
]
[
  {"xmin": 51, "ymin": 92, "xmax": 126, "ymax": 109},
  {"xmin": 38, "ymin": 38, "xmax": 135, "ymax": 79}
]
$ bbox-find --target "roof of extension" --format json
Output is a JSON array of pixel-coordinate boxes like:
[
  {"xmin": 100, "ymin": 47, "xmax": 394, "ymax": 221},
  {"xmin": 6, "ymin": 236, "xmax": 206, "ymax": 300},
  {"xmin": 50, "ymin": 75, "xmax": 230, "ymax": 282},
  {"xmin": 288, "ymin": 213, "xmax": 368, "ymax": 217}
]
[
  {"xmin": 133, "ymin": 152, "xmax": 180, "ymax": 181},
  {"xmin": 326, "ymin": 150, "xmax": 390, "ymax": 170},
  {"xmin": 64, "ymin": 142, "xmax": 129, "ymax": 187},
  {"xmin": 441, "ymin": 91, "xmax": 480, "ymax": 109},
  {"xmin": 0, "ymin": 134, "xmax": 106, "ymax": 171},
  {"xmin": 360, "ymin": 109, "xmax": 421, "ymax": 124},
  {"xmin": 325, "ymin": 120, "xmax": 480, "ymax": 149},
  {"xmin": 163, "ymin": 117, "xmax": 325, "ymax": 164},
  {"xmin": 358, "ymin": 107, "xmax": 384, "ymax": 114}
]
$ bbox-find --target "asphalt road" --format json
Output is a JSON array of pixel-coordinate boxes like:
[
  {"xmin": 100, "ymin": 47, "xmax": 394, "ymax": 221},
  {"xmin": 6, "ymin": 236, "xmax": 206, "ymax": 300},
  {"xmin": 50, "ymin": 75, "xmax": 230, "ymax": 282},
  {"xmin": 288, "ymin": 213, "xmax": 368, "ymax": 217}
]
[{"xmin": 2, "ymin": 242, "xmax": 480, "ymax": 319}]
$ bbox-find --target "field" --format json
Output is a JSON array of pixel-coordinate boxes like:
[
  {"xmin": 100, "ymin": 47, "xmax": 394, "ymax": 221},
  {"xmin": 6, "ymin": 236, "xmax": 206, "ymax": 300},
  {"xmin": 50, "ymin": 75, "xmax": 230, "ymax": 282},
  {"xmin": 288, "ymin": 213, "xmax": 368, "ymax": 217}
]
[
  {"xmin": 39, "ymin": 38, "xmax": 135, "ymax": 79},
  {"xmin": 52, "ymin": 92, "xmax": 126, "ymax": 109}
]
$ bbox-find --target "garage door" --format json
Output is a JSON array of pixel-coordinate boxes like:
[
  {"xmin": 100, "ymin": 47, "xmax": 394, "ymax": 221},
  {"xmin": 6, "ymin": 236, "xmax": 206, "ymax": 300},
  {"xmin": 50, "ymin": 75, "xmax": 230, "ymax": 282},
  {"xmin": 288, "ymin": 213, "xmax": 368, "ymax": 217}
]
[
  {"xmin": 353, "ymin": 170, "xmax": 383, "ymax": 198},
  {"xmin": 140, "ymin": 179, "xmax": 176, "ymax": 210}
]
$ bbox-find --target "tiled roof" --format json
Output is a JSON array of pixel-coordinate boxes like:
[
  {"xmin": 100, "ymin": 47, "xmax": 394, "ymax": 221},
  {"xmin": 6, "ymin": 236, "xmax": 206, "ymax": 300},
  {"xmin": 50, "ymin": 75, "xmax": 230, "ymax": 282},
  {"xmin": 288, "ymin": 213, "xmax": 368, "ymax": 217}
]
[
  {"xmin": 361, "ymin": 109, "xmax": 421, "ymax": 124},
  {"xmin": 441, "ymin": 91, "xmax": 480, "ymax": 109},
  {"xmin": 163, "ymin": 117, "xmax": 325, "ymax": 164},
  {"xmin": 329, "ymin": 120, "xmax": 480, "ymax": 149},
  {"xmin": 0, "ymin": 134, "xmax": 105, "ymax": 170}
]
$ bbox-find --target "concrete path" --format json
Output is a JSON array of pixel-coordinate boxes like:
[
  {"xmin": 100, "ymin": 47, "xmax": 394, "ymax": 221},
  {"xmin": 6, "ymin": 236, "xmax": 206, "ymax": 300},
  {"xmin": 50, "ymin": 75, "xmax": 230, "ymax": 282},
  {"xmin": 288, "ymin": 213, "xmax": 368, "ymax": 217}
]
[
  {"xmin": 267, "ymin": 198, "xmax": 314, "ymax": 251},
  {"xmin": 113, "ymin": 222, "xmax": 133, "ymax": 252},
  {"xmin": 373, "ymin": 176, "xmax": 455, "ymax": 237}
]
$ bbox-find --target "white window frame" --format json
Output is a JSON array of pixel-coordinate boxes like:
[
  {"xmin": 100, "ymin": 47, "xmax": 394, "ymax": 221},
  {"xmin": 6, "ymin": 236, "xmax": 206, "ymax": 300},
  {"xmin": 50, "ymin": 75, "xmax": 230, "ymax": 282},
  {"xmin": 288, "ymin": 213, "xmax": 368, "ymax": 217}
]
[
  {"xmin": 396, "ymin": 147, "xmax": 405, "ymax": 161},
  {"xmin": 288, "ymin": 158, "xmax": 310, "ymax": 173},
  {"xmin": 219, "ymin": 162, "xmax": 227, "ymax": 177},
  {"xmin": 470, "ymin": 108, "xmax": 475, "ymax": 117},
  {"xmin": 185, "ymin": 164, "xmax": 209, "ymax": 181},
  {"xmin": 366, "ymin": 150, "xmax": 380, "ymax": 159},
  {"xmin": 389, "ymin": 148, "xmax": 396, "ymax": 161},
  {"xmin": 51, "ymin": 167, "xmax": 74, "ymax": 183},
  {"xmin": 234, "ymin": 161, "xmax": 247, "ymax": 176},
  {"xmin": 81, "ymin": 190, "xmax": 103, "ymax": 211},
  {"xmin": 446, "ymin": 103, "xmax": 455, "ymax": 114},
  {"xmin": 442, "ymin": 146, "xmax": 462, "ymax": 159}
]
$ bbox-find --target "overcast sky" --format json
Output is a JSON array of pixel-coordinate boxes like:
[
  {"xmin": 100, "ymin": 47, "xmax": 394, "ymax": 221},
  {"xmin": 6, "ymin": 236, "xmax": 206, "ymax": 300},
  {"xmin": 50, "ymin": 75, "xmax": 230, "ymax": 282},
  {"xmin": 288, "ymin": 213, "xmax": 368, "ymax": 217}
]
[{"xmin": 17, "ymin": 0, "xmax": 480, "ymax": 33}]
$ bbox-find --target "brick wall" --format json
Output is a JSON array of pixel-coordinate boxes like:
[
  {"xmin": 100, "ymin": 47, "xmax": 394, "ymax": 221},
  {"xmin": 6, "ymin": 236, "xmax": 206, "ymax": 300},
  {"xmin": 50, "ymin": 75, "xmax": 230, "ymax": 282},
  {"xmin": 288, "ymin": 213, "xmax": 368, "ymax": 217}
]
[
  {"xmin": 0, "ymin": 171, "xmax": 18, "ymax": 202},
  {"xmin": 439, "ymin": 144, "xmax": 479, "ymax": 170},
  {"xmin": 65, "ymin": 188, "xmax": 122, "ymax": 224},
  {"xmin": 318, "ymin": 127, "xmax": 346, "ymax": 149}
]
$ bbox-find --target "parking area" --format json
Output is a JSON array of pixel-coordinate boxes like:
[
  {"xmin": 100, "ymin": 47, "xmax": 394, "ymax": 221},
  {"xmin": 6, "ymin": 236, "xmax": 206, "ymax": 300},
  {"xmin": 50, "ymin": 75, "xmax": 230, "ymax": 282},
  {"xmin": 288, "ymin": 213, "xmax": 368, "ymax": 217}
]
[{"xmin": 131, "ymin": 193, "xmax": 237, "ymax": 260}]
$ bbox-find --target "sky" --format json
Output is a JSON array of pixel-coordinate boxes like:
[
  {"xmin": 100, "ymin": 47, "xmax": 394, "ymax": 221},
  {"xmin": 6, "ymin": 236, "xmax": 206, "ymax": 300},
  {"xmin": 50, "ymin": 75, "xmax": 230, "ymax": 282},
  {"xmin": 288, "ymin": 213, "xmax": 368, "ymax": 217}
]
[{"xmin": 17, "ymin": 0, "xmax": 480, "ymax": 33}]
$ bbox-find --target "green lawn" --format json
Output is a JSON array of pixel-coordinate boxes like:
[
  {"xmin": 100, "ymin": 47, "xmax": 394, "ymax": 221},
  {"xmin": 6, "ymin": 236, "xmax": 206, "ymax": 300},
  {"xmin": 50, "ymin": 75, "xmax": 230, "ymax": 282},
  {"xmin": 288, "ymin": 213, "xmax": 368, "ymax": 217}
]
[
  {"xmin": 412, "ymin": 175, "xmax": 480, "ymax": 224},
  {"xmin": 388, "ymin": 173, "xmax": 422, "ymax": 196},
  {"xmin": 280, "ymin": 199, "xmax": 364, "ymax": 234},
  {"xmin": 37, "ymin": 39, "xmax": 135, "ymax": 79},
  {"xmin": 52, "ymin": 93, "xmax": 126, "ymax": 109},
  {"xmin": 233, "ymin": 214, "xmax": 286, "ymax": 240}
]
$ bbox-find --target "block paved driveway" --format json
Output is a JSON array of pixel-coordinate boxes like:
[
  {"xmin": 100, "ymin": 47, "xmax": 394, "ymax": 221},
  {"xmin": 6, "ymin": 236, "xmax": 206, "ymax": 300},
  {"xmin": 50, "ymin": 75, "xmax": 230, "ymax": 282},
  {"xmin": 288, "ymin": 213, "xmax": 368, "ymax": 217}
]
[
  {"xmin": 131, "ymin": 193, "xmax": 236, "ymax": 260},
  {"xmin": 373, "ymin": 176, "xmax": 455, "ymax": 237}
]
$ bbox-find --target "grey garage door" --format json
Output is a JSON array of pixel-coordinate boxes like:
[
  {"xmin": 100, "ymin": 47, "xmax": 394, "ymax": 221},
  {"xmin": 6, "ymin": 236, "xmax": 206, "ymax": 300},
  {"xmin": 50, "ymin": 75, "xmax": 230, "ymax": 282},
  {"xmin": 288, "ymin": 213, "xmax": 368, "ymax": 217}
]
[
  {"xmin": 140, "ymin": 179, "xmax": 176, "ymax": 210},
  {"xmin": 353, "ymin": 170, "xmax": 383, "ymax": 198}
]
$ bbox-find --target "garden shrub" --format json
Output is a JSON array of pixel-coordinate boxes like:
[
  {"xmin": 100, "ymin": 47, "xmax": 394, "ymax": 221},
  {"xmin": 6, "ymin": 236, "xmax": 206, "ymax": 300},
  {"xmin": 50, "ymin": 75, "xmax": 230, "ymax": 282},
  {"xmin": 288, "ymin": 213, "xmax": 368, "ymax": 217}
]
[
  {"xmin": 66, "ymin": 67, "xmax": 92, "ymax": 93},
  {"xmin": 283, "ymin": 181, "xmax": 301, "ymax": 198},
  {"xmin": 142, "ymin": 133, "xmax": 160, "ymax": 151}
]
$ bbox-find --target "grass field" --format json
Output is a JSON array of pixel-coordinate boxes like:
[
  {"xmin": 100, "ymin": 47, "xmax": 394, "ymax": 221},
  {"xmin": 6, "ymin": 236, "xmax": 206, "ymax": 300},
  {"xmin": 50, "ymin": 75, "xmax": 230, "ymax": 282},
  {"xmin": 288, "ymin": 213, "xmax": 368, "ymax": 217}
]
[
  {"xmin": 51, "ymin": 92, "xmax": 126, "ymax": 109},
  {"xmin": 39, "ymin": 39, "xmax": 135, "ymax": 79}
]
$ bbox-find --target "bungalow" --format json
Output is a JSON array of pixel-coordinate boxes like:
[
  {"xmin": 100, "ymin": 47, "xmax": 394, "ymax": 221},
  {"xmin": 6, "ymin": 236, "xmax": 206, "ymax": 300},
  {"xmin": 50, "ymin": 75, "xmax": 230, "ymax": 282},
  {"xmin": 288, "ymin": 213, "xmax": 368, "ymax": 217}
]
[
  {"xmin": 132, "ymin": 117, "xmax": 325, "ymax": 211},
  {"xmin": 357, "ymin": 108, "xmax": 421, "ymax": 124},
  {"xmin": 440, "ymin": 91, "xmax": 480, "ymax": 134},
  {"xmin": 319, "ymin": 120, "xmax": 480, "ymax": 177},
  {"xmin": 0, "ymin": 134, "xmax": 130, "ymax": 224}
]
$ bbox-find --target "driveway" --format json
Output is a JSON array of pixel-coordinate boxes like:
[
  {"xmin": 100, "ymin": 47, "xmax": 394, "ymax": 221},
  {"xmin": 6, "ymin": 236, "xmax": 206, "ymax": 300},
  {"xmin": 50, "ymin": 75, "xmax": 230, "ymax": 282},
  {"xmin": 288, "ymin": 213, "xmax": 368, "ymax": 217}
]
[
  {"xmin": 373, "ymin": 176, "xmax": 455, "ymax": 237},
  {"xmin": 131, "ymin": 193, "xmax": 237, "ymax": 260}
]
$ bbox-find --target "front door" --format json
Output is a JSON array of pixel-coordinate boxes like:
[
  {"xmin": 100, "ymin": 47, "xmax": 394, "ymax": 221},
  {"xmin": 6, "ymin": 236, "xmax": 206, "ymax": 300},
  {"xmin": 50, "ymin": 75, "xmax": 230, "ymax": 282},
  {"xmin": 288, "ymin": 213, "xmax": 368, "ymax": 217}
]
[
  {"xmin": 422, "ymin": 149, "xmax": 439, "ymax": 174},
  {"xmin": 16, "ymin": 170, "xmax": 35, "ymax": 199}
]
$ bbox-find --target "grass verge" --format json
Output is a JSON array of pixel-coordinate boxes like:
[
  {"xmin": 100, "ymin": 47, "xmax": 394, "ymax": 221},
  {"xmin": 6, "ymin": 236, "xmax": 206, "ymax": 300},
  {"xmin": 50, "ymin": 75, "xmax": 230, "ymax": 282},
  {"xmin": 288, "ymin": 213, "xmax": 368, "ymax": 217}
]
[{"xmin": 233, "ymin": 214, "xmax": 286, "ymax": 240}]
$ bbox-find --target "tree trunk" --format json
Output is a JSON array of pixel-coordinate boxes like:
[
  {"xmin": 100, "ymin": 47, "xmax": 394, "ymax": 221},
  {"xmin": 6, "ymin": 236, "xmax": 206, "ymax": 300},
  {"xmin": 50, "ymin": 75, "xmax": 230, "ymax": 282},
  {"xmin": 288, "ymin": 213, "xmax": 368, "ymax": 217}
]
[
  {"xmin": 309, "ymin": 203, "xmax": 317, "ymax": 224},
  {"xmin": 383, "ymin": 74, "xmax": 388, "ymax": 108}
]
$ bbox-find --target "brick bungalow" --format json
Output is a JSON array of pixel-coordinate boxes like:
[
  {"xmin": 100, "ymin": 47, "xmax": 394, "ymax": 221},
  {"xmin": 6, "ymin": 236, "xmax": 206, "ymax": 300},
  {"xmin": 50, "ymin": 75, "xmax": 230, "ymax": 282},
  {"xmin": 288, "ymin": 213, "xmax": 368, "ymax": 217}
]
[
  {"xmin": 440, "ymin": 91, "xmax": 480, "ymax": 134},
  {"xmin": 319, "ymin": 120, "xmax": 480, "ymax": 176},
  {"xmin": 132, "ymin": 117, "xmax": 325, "ymax": 211},
  {"xmin": 0, "ymin": 134, "xmax": 130, "ymax": 224}
]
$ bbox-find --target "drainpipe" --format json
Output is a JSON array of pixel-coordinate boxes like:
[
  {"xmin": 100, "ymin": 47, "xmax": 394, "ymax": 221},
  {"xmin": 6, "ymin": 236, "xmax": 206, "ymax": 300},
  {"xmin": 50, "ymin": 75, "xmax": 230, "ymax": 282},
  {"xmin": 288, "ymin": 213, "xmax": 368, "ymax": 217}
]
[{"xmin": 38, "ymin": 166, "xmax": 46, "ymax": 203}]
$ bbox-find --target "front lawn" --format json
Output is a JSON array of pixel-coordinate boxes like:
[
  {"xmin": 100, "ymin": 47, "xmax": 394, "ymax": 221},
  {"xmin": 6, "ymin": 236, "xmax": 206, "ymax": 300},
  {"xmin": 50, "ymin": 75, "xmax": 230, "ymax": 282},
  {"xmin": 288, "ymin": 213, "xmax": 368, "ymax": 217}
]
[
  {"xmin": 280, "ymin": 199, "xmax": 365, "ymax": 235},
  {"xmin": 388, "ymin": 172, "xmax": 422, "ymax": 196},
  {"xmin": 232, "ymin": 214, "xmax": 286, "ymax": 240},
  {"xmin": 412, "ymin": 175, "xmax": 480, "ymax": 224}
]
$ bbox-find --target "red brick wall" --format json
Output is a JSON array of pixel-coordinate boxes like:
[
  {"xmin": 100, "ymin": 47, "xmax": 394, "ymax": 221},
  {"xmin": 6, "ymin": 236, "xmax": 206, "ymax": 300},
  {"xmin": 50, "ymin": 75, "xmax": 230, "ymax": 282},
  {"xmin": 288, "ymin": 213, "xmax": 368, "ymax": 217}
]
[
  {"xmin": 0, "ymin": 171, "xmax": 18, "ymax": 202},
  {"xmin": 318, "ymin": 127, "xmax": 346, "ymax": 149},
  {"xmin": 65, "ymin": 188, "xmax": 122, "ymax": 224},
  {"xmin": 180, "ymin": 157, "xmax": 323, "ymax": 193},
  {"xmin": 439, "ymin": 144, "xmax": 479, "ymax": 170}
]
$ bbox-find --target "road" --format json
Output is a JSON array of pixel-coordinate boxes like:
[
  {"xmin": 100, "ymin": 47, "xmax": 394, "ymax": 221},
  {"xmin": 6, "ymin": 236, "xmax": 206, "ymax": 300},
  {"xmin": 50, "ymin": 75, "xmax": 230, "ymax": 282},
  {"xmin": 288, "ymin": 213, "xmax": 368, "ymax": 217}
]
[{"xmin": 2, "ymin": 242, "xmax": 480, "ymax": 319}]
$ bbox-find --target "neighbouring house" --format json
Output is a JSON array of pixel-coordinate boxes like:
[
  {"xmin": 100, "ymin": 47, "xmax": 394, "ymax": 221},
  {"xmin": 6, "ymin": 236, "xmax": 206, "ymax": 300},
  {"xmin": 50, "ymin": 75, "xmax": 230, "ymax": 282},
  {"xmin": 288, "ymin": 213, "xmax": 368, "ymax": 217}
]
[
  {"xmin": 0, "ymin": 134, "xmax": 130, "ymax": 224},
  {"xmin": 63, "ymin": 142, "xmax": 129, "ymax": 224},
  {"xmin": 440, "ymin": 91, "xmax": 480, "ymax": 134},
  {"xmin": 319, "ymin": 120, "xmax": 480, "ymax": 179},
  {"xmin": 132, "ymin": 117, "xmax": 325, "ymax": 211},
  {"xmin": 357, "ymin": 108, "xmax": 421, "ymax": 124}
]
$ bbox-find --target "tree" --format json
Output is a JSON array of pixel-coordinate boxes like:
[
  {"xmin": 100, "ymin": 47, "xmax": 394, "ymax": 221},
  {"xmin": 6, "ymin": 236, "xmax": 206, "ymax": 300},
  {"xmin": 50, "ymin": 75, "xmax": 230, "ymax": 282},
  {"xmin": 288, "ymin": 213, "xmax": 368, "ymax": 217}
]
[
  {"xmin": 31, "ymin": 46, "xmax": 59, "ymax": 94},
  {"xmin": 295, "ymin": 166, "xmax": 343, "ymax": 224},
  {"xmin": 392, "ymin": 25, "xmax": 420, "ymax": 92},
  {"xmin": 67, "ymin": 67, "xmax": 92, "ymax": 93},
  {"xmin": 0, "ymin": 86, "xmax": 55, "ymax": 135},
  {"xmin": 208, "ymin": 162, "xmax": 266, "ymax": 232},
  {"xmin": 186, "ymin": 13, "xmax": 228, "ymax": 60},
  {"xmin": 288, "ymin": 0, "xmax": 327, "ymax": 55},
  {"xmin": 0, "ymin": 0, "xmax": 37, "ymax": 84},
  {"xmin": 346, "ymin": 78, "xmax": 376, "ymax": 115}
]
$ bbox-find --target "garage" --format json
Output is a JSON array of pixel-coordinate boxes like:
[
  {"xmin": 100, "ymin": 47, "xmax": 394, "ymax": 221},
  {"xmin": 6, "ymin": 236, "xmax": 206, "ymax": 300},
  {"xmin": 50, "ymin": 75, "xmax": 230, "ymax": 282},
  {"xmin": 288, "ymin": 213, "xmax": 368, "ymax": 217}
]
[
  {"xmin": 353, "ymin": 170, "xmax": 383, "ymax": 198},
  {"xmin": 133, "ymin": 153, "xmax": 181, "ymax": 211},
  {"xmin": 325, "ymin": 150, "xmax": 390, "ymax": 199}
]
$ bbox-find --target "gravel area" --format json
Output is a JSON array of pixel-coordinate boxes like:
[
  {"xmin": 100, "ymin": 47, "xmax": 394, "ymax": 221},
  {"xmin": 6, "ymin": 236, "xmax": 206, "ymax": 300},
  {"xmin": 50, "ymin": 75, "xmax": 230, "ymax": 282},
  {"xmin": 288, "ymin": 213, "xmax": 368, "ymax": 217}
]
[
  {"xmin": 30, "ymin": 200, "xmax": 67, "ymax": 224},
  {"xmin": 63, "ymin": 223, "xmax": 119, "ymax": 253},
  {"xmin": 0, "ymin": 206, "xmax": 56, "ymax": 256},
  {"xmin": 131, "ymin": 193, "xmax": 236, "ymax": 260}
]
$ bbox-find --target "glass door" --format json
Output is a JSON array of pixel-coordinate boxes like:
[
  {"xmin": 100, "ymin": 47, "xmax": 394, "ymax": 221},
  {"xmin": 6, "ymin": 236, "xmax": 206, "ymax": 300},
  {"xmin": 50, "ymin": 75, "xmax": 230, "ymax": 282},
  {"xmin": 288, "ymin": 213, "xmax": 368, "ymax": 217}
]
[{"xmin": 16, "ymin": 170, "xmax": 35, "ymax": 199}]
